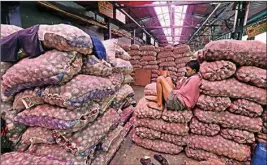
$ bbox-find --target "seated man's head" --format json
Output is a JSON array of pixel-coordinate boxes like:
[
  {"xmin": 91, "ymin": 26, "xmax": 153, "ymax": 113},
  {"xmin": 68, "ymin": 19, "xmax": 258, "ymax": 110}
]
[{"xmin": 185, "ymin": 60, "xmax": 200, "ymax": 77}]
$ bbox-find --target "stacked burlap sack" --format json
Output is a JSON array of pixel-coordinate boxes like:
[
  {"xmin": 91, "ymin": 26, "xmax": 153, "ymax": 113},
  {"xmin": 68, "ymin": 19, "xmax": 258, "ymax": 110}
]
[
  {"xmin": 173, "ymin": 44, "xmax": 193, "ymax": 82},
  {"xmin": 126, "ymin": 44, "xmax": 158, "ymax": 82},
  {"xmin": 1, "ymin": 24, "xmax": 136, "ymax": 165},
  {"xmin": 185, "ymin": 40, "xmax": 266, "ymax": 165},
  {"xmin": 132, "ymin": 83, "xmax": 191, "ymax": 154},
  {"xmin": 156, "ymin": 45, "xmax": 176, "ymax": 82},
  {"xmin": 124, "ymin": 44, "xmax": 193, "ymax": 84}
]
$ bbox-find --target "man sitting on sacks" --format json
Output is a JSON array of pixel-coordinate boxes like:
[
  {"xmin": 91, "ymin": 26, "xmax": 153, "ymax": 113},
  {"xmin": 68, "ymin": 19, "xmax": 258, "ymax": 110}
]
[{"xmin": 146, "ymin": 60, "xmax": 202, "ymax": 111}]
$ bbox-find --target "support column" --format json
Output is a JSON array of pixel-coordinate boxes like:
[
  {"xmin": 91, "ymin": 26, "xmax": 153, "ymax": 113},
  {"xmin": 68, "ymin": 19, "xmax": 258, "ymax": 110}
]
[
  {"xmin": 107, "ymin": 18, "xmax": 112, "ymax": 39},
  {"xmin": 131, "ymin": 29, "xmax": 136, "ymax": 44},
  {"xmin": 146, "ymin": 34, "xmax": 151, "ymax": 45},
  {"xmin": 231, "ymin": 2, "xmax": 250, "ymax": 40}
]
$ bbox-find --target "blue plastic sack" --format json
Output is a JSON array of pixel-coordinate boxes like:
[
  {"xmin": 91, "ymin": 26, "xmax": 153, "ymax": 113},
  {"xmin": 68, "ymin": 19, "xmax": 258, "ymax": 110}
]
[
  {"xmin": 91, "ymin": 36, "xmax": 107, "ymax": 60},
  {"xmin": 252, "ymin": 142, "xmax": 267, "ymax": 165}
]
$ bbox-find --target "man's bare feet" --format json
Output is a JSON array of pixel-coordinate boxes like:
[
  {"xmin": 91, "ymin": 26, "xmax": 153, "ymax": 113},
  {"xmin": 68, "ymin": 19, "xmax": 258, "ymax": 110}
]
[
  {"xmin": 147, "ymin": 102, "xmax": 163, "ymax": 111},
  {"xmin": 145, "ymin": 96, "xmax": 157, "ymax": 102}
]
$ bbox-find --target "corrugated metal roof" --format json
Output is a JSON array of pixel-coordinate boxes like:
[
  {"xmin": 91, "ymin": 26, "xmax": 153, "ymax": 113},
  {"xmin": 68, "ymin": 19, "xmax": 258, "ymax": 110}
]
[{"xmin": 248, "ymin": 1, "xmax": 267, "ymax": 19}]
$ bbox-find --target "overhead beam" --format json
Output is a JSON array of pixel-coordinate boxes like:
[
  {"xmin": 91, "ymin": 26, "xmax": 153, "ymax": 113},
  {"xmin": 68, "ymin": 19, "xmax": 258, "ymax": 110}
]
[
  {"xmin": 187, "ymin": 3, "xmax": 221, "ymax": 43},
  {"xmin": 141, "ymin": 25, "xmax": 196, "ymax": 29},
  {"xmin": 118, "ymin": 2, "xmax": 211, "ymax": 8},
  {"xmin": 114, "ymin": 3, "xmax": 153, "ymax": 38}
]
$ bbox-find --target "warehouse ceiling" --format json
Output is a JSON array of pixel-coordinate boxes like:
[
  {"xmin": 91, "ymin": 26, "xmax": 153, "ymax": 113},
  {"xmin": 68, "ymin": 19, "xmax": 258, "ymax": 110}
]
[{"xmin": 117, "ymin": 1, "xmax": 266, "ymax": 47}]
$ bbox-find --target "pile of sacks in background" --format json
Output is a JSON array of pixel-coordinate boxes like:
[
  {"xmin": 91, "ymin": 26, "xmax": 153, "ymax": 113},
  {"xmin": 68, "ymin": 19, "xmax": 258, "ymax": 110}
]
[
  {"xmin": 124, "ymin": 44, "xmax": 159, "ymax": 82},
  {"xmin": 1, "ymin": 24, "xmax": 136, "ymax": 165},
  {"xmin": 132, "ymin": 40, "xmax": 266, "ymax": 165},
  {"xmin": 122, "ymin": 44, "xmax": 193, "ymax": 83},
  {"xmin": 132, "ymin": 83, "xmax": 192, "ymax": 155}
]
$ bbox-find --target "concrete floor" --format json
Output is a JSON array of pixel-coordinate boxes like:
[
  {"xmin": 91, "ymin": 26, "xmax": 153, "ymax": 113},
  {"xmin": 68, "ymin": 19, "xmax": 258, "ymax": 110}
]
[{"xmin": 110, "ymin": 85, "xmax": 196, "ymax": 165}]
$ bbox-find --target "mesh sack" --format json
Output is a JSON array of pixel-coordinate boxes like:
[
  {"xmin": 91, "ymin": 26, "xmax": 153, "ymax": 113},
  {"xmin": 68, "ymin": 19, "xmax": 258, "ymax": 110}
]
[
  {"xmin": 135, "ymin": 97, "xmax": 162, "ymax": 119},
  {"xmin": 200, "ymin": 78, "xmax": 266, "ymax": 105},
  {"xmin": 148, "ymin": 61, "xmax": 158, "ymax": 65},
  {"xmin": 143, "ymin": 65, "xmax": 159, "ymax": 70},
  {"xmin": 128, "ymin": 50, "xmax": 141, "ymax": 56},
  {"xmin": 135, "ymin": 126, "xmax": 161, "ymax": 140},
  {"xmin": 1, "ymin": 24, "xmax": 23, "ymax": 38},
  {"xmin": 174, "ymin": 53, "xmax": 192, "ymax": 59},
  {"xmin": 182, "ymin": 159, "xmax": 224, "ymax": 165},
  {"xmin": 91, "ymin": 121, "xmax": 133, "ymax": 165},
  {"xmin": 185, "ymin": 147, "xmax": 219, "ymax": 161},
  {"xmin": 41, "ymin": 74, "xmax": 118, "ymax": 109},
  {"xmin": 158, "ymin": 58, "xmax": 167, "ymax": 63},
  {"xmin": 160, "ymin": 133, "xmax": 187, "ymax": 146},
  {"xmin": 220, "ymin": 128, "xmax": 255, "ymax": 144},
  {"xmin": 166, "ymin": 57, "xmax": 175, "ymax": 61},
  {"xmin": 131, "ymin": 44, "xmax": 140, "ymax": 50},
  {"xmin": 1, "ymin": 152, "xmax": 71, "ymax": 165},
  {"xmin": 184, "ymin": 147, "xmax": 249, "ymax": 165},
  {"xmin": 102, "ymin": 39, "xmax": 117, "ymax": 63},
  {"xmin": 119, "ymin": 106, "xmax": 134, "ymax": 126},
  {"xmin": 228, "ymin": 99, "xmax": 263, "ymax": 117},
  {"xmin": 110, "ymin": 84, "xmax": 135, "ymax": 110},
  {"xmin": 112, "ymin": 58, "xmax": 133, "ymax": 75},
  {"xmin": 1, "ymin": 62, "xmax": 13, "ymax": 77},
  {"xmin": 140, "ymin": 61, "xmax": 148, "ymax": 66},
  {"xmin": 162, "ymin": 109, "xmax": 193, "ymax": 123},
  {"xmin": 115, "ymin": 46, "xmax": 131, "ymax": 61},
  {"xmin": 141, "ymin": 56, "xmax": 156, "ymax": 61},
  {"xmin": 135, "ymin": 127, "xmax": 187, "ymax": 146},
  {"xmin": 176, "ymin": 63, "xmax": 187, "ymax": 70},
  {"xmin": 0, "ymin": 25, "xmax": 26, "ymax": 71},
  {"xmin": 1, "ymin": 103, "xmax": 17, "ymax": 130},
  {"xmin": 168, "ymin": 67, "xmax": 178, "ymax": 72},
  {"xmin": 27, "ymin": 144, "xmax": 85, "ymax": 165},
  {"xmin": 38, "ymin": 24, "xmax": 93, "ymax": 55},
  {"xmin": 132, "ymin": 133, "xmax": 183, "ymax": 154},
  {"xmin": 187, "ymin": 135, "xmax": 251, "ymax": 161},
  {"xmin": 236, "ymin": 66, "xmax": 266, "ymax": 89},
  {"xmin": 81, "ymin": 55, "xmax": 112, "ymax": 77},
  {"xmin": 134, "ymin": 117, "xmax": 189, "ymax": 136},
  {"xmin": 140, "ymin": 51, "xmax": 157, "ymax": 56},
  {"xmin": 140, "ymin": 45, "xmax": 155, "ymax": 51},
  {"xmin": 159, "ymin": 61, "xmax": 176, "ymax": 67},
  {"xmin": 21, "ymin": 127, "xmax": 55, "ymax": 145},
  {"xmin": 14, "ymin": 103, "xmax": 100, "ymax": 132},
  {"xmin": 197, "ymin": 94, "xmax": 231, "ymax": 112},
  {"xmin": 144, "ymin": 83, "xmax": 157, "ymax": 96},
  {"xmin": 132, "ymin": 64, "xmax": 142, "ymax": 69},
  {"xmin": 100, "ymin": 125, "xmax": 124, "ymax": 152},
  {"xmin": 157, "ymin": 51, "xmax": 174, "ymax": 58},
  {"xmin": 164, "ymin": 45, "xmax": 174, "ymax": 51},
  {"xmin": 200, "ymin": 61, "xmax": 236, "ymax": 81},
  {"xmin": 13, "ymin": 88, "xmax": 44, "ymax": 112},
  {"xmin": 70, "ymin": 108, "xmax": 120, "ymax": 155},
  {"xmin": 194, "ymin": 108, "xmax": 262, "ymax": 133},
  {"xmin": 2, "ymin": 50, "xmax": 82, "ymax": 98},
  {"xmin": 200, "ymin": 40, "xmax": 266, "ymax": 69},
  {"xmin": 130, "ymin": 59, "xmax": 139, "ymax": 65},
  {"xmin": 189, "ymin": 118, "xmax": 220, "ymax": 136},
  {"xmin": 175, "ymin": 57, "xmax": 191, "ymax": 64},
  {"xmin": 6, "ymin": 124, "xmax": 27, "ymax": 145},
  {"xmin": 123, "ymin": 74, "xmax": 134, "ymax": 84},
  {"xmin": 256, "ymin": 132, "xmax": 267, "ymax": 142},
  {"xmin": 173, "ymin": 44, "xmax": 191, "ymax": 54},
  {"xmin": 120, "ymin": 44, "xmax": 131, "ymax": 51}
]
